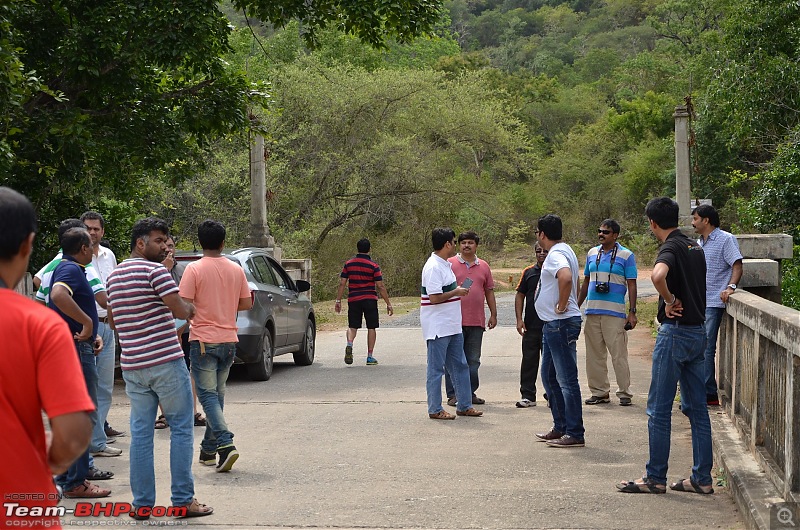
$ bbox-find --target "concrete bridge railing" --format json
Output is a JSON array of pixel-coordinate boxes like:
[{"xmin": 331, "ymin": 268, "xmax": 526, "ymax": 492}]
[{"xmin": 719, "ymin": 290, "xmax": 800, "ymax": 503}]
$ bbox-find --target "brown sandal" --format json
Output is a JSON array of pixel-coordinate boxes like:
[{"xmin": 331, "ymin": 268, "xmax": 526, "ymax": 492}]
[
  {"xmin": 428, "ymin": 410, "xmax": 456, "ymax": 420},
  {"xmin": 456, "ymin": 408, "xmax": 483, "ymax": 417},
  {"xmin": 63, "ymin": 480, "xmax": 112, "ymax": 498},
  {"xmin": 175, "ymin": 498, "xmax": 214, "ymax": 518},
  {"xmin": 154, "ymin": 415, "xmax": 168, "ymax": 429}
]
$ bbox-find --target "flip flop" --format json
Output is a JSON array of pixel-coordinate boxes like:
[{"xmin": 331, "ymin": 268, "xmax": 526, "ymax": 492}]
[
  {"xmin": 616, "ymin": 477, "xmax": 666, "ymax": 494},
  {"xmin": 669, "ymin": 477, "xmax": 714, "ymax": 495}
]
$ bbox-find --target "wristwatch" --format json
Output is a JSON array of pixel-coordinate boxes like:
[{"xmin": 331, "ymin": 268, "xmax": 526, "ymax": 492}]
[
  {"xmin": 727, "ymin": 284, "xmax": 737, "ymax": 290},
  {"xmin": 629, "ymin": 307, "xmax": 637, "ymax": 314}
]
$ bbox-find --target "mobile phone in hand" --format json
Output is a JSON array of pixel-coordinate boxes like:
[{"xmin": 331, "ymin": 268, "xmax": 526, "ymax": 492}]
[
  {"xmin": 624, "ymin": 322, "xmax": 632, "ymax": 331},
  {"xmin": 461, "ymin": 277, "xmax": 473, "ymax": 289}
]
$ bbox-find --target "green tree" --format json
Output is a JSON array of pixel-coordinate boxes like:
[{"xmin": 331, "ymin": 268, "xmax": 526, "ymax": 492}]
[{"xmin": 1, "ymin": 0, "xmax": 444, "ymax": 265}]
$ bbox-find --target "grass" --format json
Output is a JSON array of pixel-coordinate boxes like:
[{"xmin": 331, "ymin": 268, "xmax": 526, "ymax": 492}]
[{"xmin": 315, "ymin": 295, "xmax": 421, "ymax": 331}]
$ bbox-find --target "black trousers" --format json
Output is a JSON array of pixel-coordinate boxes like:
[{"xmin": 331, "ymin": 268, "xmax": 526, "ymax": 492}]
[{"xmin": 520, "ymin": 329, "xmax": 543, "ymax": 401}]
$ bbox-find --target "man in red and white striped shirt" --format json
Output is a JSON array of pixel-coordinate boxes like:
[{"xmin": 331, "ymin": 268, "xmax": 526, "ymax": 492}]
[{"xmin": 107, "ymin": 217, "xmax": 213, "ymax": 519}]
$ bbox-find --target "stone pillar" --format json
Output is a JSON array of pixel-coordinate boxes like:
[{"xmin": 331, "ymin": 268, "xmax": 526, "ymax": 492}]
[
  {"xmin": 246, "ymin": 133, "xmax": 276, "ymax": 249},
  {"xmin": 674, "ymin": 105, "xmax": 692, "ymax": 220}
]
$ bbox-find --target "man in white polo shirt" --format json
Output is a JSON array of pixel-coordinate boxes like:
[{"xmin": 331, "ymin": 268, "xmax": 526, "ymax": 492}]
[{"xmin": 421, "ymin": 227, "xmax": 483, "ymax": 420}]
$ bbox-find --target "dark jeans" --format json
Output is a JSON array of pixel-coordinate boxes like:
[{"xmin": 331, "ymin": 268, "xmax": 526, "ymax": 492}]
[
  {"xmin": 445, "ymin": 326, "xmax": 484, "ymax": 398},
  {"xmin": 57, "ymin": 341, "xmax": 98, "ymax": 491},
  {"xmin": 520, "ymin": 329, "xmax": 543, "ymax": 401},
  {"xmin": 541, "ymin": 317, "xmax": 584, "ymax": 440}
]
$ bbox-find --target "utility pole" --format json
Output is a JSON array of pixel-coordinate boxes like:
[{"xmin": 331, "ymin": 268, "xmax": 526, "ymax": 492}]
[
  {"xmin": 245, "ymin": 133, "xmax": 276, "ymax": 250},
  {"xmin": 674, "ymin": 104, "xmax": 692, "ymax": 221}
]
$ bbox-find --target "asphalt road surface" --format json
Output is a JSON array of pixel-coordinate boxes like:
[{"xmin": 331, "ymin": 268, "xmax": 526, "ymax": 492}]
[{"xmin": 67, "ymin": 293, "xmax": 742, "ymax": 529}]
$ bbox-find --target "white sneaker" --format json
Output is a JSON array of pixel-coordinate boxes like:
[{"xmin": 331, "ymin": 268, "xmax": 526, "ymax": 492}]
[
  {"xmin": 515, "ymin": 398, "xmax": 536, "ymax": 408},
  {"xmin": 91, "ymin": 446, "xmax": 122, "ymax": 457}
]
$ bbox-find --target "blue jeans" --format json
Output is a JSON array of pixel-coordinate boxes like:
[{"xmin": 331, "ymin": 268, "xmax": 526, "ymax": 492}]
[
  {"xmin": 645, "ymin": 322, "xmax": 712, "ymax": 486},
  {"xmin": 540, "ymin": 317, "xmax": 584, "ymax": 440},
  {"xmin": 57, "ymin": 341, "xmax": 98, "ymax": 491},
  {"xmin": 444, "ymin": 326, "xmax": 484, "ymax": 398},
  {"xmin": 123, "ymin": 359, "xmax": 195, "ymax": 508},
  {"xmin": 190, "ymin": 341, "xmax": 236, "ymax": 453},
  {"xmin": 90, "ymin": 322, "xmax": 116, "ymax": 452},
  {"xmin": 703, "ymin": 307, "xmax": 725, "ymax": 397},
  {"xmin": 426, "ymin": 333, "xmax": 472, "ymax": 414}
]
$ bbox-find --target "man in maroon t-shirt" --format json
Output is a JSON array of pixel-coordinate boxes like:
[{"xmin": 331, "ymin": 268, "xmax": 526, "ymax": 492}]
[{"xmin": 334, "ymin": 239, "xmax": 393, "ymax": 365}]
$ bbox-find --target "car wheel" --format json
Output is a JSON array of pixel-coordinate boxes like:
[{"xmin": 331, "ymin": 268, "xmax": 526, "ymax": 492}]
[
  {"xmin": 293, "ymin": 319, "xmax": 315, "ymax": 366},
  {"xmin": 247, "ymin": 329, "xmax": 274, "ymax": 381}
]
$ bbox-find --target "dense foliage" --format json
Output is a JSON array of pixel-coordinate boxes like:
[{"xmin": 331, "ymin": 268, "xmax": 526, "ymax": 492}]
[{"xmin": 3, "ymin": 0, "xmax": 799, "ymax": 306}]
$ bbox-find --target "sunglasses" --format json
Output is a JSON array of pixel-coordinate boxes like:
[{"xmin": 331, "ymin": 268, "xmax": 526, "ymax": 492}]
[{"xmin": 597, "ymin": 229, "xmax": 612, "ymax": 235}]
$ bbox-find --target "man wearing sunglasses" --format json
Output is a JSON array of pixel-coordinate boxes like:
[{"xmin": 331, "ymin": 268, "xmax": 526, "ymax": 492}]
[{"xmin": 577, "ymin": 219, "xmax": 638, "ymax": 406}]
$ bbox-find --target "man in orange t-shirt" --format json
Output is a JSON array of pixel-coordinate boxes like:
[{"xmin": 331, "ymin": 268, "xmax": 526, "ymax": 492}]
[
  {"xmin": 0, "ymin": 187, "xmax": 94, "ymax": 528},
  {"xmin": 179, "ymin": 220, "xmax": 252, "ymax": 473}
]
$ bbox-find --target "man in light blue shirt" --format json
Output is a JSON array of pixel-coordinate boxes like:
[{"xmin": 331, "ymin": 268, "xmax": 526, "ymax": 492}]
[
  {"xmin": 692, "ymin": 204, "xmax": 743, "ymax": 406},
  {"xmin": 578, "ymin": 219, "xmax": 638, "ymax": 406}
]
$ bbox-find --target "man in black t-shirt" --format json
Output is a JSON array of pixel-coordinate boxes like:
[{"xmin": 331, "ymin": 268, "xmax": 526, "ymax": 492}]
[
  {"xmin": 617, "ymin": 197, "xmax": 714, "ymax": 496},
  {"xmin": 514, "ymin": 242, "xmax": 547, "ymax": 407}
]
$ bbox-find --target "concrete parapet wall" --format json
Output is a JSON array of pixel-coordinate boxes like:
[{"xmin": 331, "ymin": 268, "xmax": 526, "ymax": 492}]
[
  {"xmin": 719, "ymin": 290, "xmax": 800, "ymax": 510},
  {"xmin": 741, "ymin": 259, "xmax": 780, "ymax": 288},
  {"xmin": 736, "ymin": 234, "xmax": 794, "ymax": 260}
]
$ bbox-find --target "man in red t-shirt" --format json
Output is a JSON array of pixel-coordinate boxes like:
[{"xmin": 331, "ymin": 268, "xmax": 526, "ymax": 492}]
[
  {"xmin": 0, "ymin": 187, "xmax": 94, "ymax": 528},
  {"xmin": 445, "ymin": 231, "xmax": 497, "ymax": 407}
]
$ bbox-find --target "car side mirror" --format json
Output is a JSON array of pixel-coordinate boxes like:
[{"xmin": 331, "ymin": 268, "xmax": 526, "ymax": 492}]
[{"xmin": 296, "ymin": 280, "xmax": 311, "ymax": 293}]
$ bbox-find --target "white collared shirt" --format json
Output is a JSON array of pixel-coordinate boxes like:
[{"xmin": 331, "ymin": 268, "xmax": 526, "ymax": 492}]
[{"xmin": 92, "ymin": 245, "xmax": 117, "ymax": 317}]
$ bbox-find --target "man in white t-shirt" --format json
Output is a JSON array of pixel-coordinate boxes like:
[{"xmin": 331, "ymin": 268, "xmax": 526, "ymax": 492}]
[
  {"xmin": 533, "ymin": 214, "xmax": 585, "ymax": 448},
  {"xmin": 80, "ymin": 211, "xmax": 124, "ymax": 459},
  {"xmin": 420, "ymin": 228, "xmax": 483, "ymax": 420}
]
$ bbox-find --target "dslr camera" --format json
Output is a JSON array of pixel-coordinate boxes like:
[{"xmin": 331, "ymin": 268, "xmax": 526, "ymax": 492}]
[{"xmin": 595, "ymin": 282, "xmax": 610, "ymax": 294}]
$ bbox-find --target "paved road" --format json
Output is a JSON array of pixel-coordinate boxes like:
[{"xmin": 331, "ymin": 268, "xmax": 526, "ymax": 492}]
[{"xmin": 66, "ymin": 301, "xmax": 742, "ymax": 528}]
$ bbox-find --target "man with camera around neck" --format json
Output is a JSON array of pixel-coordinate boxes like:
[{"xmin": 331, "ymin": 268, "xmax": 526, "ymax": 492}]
[{"xmin": 577, "ymin": 219, "xmax": 638, "ymax": 406}]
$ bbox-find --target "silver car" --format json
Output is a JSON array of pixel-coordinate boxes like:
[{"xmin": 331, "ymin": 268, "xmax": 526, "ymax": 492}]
[{"xmin": 174, "ymin": 248, "xmax": 316, "ymax": 381}]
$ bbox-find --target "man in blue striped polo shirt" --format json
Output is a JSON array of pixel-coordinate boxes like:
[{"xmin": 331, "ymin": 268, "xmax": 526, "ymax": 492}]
[{"xmin": 577, "ymin": 219, "xmax": 638, "ymax": 406}]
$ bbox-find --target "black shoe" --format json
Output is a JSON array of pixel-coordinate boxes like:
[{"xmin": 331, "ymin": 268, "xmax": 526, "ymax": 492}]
[
  {"xmin": 585, "ymin": 394, "xmax": 611, "ymax": 405},
  {"xmin": 104, "ymin": 425, "xmax": 126, "ymax": 437},
  {"xmin": 546, "ymin": 435, "xmax": 585, "ymax": 448},
  {"xmin": 619, "ymin": 397, "xmax": 632, "ymax": 406},
  {"xmin": 216, "ymin": 445, "xmax": 239, "ymax": 473},
  {"xmin": 446, "ymin": 396, "xmax": 457, "ymax": 407},
  {"xmin": 199, "ymin": 450, "xmax": 216, "ymax": 466}
]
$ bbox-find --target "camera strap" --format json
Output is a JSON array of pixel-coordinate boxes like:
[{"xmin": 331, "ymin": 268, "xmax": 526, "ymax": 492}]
[{"xmin": 595, "ymin": 244, "xmax": 618, "ymax": 284}]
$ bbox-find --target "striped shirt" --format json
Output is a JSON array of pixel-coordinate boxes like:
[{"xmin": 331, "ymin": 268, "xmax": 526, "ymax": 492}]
[
  {"xmin": 698, "ymin": 228, "xmax": 743, "ymax": 309},
  {"xmin": 34, "ymin": 251, "xmax": 104, "ymax": 304},
  {"xmin": 340, "ymin": 253, "xmax": 383, "ymax": 302},
  {"xmin": 106, "ymin": 258, "xmax": 184, "ymax": 371},
  {"xmin": 420, "ymin": 253, "xmax": 462, "ymax": 340},
  {"xmin": 583, "ymin": 243, "xmax": 638, "ymax": 319}
]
